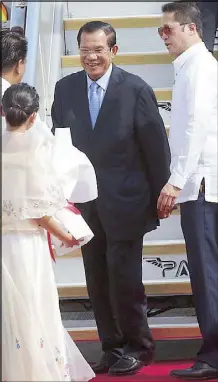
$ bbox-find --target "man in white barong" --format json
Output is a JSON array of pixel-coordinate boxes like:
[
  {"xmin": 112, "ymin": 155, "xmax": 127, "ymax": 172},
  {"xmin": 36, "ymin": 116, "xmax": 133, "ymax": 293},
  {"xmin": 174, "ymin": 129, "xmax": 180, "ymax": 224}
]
[{"xmin": 157, "ymin": 2, "xmax": 218, "ymax": 380}]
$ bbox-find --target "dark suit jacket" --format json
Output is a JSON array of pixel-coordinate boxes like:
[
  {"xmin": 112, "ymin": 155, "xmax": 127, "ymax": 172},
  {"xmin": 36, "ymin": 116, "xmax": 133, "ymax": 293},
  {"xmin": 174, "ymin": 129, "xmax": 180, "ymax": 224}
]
[{"xmin": 51, "ymin": 65, "xmax": 171, "ymax": 240}]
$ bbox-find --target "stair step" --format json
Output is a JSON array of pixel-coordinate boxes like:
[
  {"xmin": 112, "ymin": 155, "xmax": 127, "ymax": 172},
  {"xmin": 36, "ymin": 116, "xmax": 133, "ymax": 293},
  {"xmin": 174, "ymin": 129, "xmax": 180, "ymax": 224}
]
[
  {"xmin": 64, "ymin": 316, "xmax": 200, "ymax": 341},
  {"xmin": 154, "ymin": 89, "xmax": 172, "ymax": 101},
  {"xmin": 61, "ymin": 52, "xmax": 173, "ymax": 67},
  {"xmin": 64, "ymin": 15, "xmax": 162, "ymax": 30},
  {"xmin": 60, "ymin": 240, "xmax": 186, "ymax": 259},
  {"xmin": 55, "ymin": 239, "xmax": 189, "ymax": 298},
  {"xmin": 62, "ymin": 51, "xmax": 218, "ymax": 69},
  {"xmin": 65, "ymin": 2, "xmax": 168, "ymax": 19},
  {"xmin": 58, "ymin": 279, "xmax": 191, "ymax": 299},
  {"xmin": 143, "ymin": 241, "xmax": 185, "ymax": 255}
]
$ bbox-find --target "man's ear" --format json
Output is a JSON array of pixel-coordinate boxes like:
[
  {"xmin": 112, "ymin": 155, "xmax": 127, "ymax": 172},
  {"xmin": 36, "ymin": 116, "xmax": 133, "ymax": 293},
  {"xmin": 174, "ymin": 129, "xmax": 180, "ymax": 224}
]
[
  {"xmin": 111, "ymin": 44, "xmax": 118, "ymax": 59},
  {"xmin": 14, "ymin": 61, "xmax": 20, "ymax": 75},
  {"xmin": 15, "ymin": 59, "xmax": 25, "ymax": 75},
  {"xmin": 188, "ymin": 23, "xmax": 197, "ymax": 36}
]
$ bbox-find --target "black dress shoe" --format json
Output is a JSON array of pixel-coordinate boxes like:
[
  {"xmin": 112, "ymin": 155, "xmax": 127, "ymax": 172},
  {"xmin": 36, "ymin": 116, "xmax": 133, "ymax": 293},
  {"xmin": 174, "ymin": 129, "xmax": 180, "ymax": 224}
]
[
  {"xmin": 91, "ymin": 353, "xmax": 119, "ymax": 374},
  {"xmin": 108, "ymin": 355, "xmax": 144, "ymax": 375},
  {"xmin": 170, "ymin": 361, "xmax": 218, "ymax": 380}
]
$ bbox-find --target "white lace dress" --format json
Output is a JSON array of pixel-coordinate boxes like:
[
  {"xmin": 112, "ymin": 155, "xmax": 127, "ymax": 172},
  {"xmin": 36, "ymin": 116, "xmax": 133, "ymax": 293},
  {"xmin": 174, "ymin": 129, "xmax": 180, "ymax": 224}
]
[{"xmin": 2, "ymin": 126, "xmax": 95, "ymax": 381}]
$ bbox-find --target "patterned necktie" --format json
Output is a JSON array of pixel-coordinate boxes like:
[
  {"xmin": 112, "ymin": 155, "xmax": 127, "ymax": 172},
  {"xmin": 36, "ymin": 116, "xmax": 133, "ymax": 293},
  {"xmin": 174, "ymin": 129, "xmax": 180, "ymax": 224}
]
[{"xmin": 89, "ymin": 82, "xmax": 100, "ymax": 128}]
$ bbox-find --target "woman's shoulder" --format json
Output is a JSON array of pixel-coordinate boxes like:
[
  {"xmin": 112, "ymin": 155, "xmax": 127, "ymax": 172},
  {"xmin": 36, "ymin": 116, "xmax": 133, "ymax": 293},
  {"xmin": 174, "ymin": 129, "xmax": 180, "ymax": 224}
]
[{"xmin": 2, "ymin": 120, "xmax": 54, "ymax": 171}]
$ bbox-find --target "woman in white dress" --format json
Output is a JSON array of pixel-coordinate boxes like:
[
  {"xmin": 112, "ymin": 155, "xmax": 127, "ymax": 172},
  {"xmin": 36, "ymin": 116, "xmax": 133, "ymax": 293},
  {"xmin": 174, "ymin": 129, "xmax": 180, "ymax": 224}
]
[{"xmin": 2, "ymin": 83, "xmax": 95, "ymax": 382}]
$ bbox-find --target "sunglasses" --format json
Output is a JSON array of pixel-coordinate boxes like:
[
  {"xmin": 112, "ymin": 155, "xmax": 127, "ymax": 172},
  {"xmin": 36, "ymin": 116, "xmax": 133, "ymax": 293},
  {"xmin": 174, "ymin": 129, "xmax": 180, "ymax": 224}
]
[{"xmin": 158, "ymin": 23, "xmax": 189, "ymax": 37}]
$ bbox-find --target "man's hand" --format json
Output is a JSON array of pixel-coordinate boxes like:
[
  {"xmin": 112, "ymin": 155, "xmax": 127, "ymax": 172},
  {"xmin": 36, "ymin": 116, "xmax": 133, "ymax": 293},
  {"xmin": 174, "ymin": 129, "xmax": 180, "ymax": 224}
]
[{"xmin": 157, "ymin": 183, "xmax": 181, "ymax": 218}]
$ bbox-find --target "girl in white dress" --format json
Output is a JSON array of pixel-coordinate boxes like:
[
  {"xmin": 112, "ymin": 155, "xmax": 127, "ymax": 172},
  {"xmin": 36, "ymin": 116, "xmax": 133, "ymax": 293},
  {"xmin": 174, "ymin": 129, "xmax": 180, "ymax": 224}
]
[{"xmin": 2, "ymin": 83, "xmax": 95, "ymax": 382}]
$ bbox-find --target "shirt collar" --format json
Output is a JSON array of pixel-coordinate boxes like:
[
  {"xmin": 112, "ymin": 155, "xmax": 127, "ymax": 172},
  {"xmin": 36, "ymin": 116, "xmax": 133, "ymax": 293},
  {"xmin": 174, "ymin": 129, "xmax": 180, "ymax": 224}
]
[
  {"xmin": 173, "ymin": 42, "xmax": 207, "ymax": 76},
  {"xmin": 87, "ymin": 64, "xmax": 113, "ymax": 91},
  {"xmin": 1, "ymin": 77, "xmax": 11, "ymax": 96}
]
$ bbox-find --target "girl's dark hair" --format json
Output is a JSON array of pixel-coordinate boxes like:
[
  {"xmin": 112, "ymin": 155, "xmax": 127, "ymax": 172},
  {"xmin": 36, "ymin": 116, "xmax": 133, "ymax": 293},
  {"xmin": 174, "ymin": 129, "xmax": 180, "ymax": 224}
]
[
  {"xmin": 1, "ymin": 30, "xmax": 28, "ymax": 73},
  {"xmin": 2, "ymin": 83, "xmax": 39, "ymax": 127}
]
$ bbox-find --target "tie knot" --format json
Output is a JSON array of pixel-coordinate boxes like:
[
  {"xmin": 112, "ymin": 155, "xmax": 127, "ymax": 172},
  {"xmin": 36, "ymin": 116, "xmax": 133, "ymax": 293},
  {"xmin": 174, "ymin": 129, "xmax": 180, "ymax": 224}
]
[{"xmin": 90, "ymin": 82, "xmax": 99, "ymax": 92}]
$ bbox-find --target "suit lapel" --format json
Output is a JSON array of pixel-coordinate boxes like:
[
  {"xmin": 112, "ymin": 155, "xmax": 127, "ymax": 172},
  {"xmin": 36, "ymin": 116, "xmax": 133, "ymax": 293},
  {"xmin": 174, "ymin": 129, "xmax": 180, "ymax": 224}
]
[
  {"xmin": 70, "ymin": 66, "xmax": 124, "ymax": 132},
  {"xmin": 95, "ymin": 65, "xmax": 124, "ymax": 130},
  {"xmin": 71, "ymin": 71, "xmax": 92, "ymax": 130}
]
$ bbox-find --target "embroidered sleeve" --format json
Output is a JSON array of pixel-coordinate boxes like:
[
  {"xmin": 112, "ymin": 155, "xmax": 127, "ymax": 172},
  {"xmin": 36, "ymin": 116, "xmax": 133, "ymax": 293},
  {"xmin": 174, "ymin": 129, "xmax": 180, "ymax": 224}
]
[{"xmin": 2, "ymin": 143, "xmax": 67, "ymax": 221}]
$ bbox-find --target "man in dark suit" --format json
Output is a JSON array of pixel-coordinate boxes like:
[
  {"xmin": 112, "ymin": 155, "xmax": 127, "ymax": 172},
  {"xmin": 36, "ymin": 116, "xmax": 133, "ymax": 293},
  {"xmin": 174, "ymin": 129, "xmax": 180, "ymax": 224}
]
[{"xmin": 52, "ymin": 21, "xmax": 170, "ymax": 376}]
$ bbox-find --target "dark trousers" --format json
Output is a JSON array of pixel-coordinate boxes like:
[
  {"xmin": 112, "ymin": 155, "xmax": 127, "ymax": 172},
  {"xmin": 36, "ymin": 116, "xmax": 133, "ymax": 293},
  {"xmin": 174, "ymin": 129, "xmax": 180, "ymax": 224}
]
[
  {"xmin": 181, "ymin": 192, "xmax": 218, "ymax": 368},
  {"xmin": 197, "ymin": 1, "xmax": 218, "ymax": 53},
  {"xmin": 80, "ymin": 203, "xmax": 154, "ymax": 359}
]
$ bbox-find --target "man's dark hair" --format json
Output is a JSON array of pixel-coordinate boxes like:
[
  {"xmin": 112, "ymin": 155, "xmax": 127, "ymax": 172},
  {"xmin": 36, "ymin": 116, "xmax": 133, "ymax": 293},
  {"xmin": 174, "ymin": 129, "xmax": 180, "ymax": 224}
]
[
  {"xmin": 1, "ymin": 30, "xmax": 28, "ymax": 73},
  {"xmin": 77, "ymin": 21, "xmax": 116, "ymax": 48},
  {"xmin": 2, "ymin": 83, "xmax": 39, "ymax": 127},
  {"xmin": 162, "ymin": 2, "xmax": 203, "ymax": 38}
]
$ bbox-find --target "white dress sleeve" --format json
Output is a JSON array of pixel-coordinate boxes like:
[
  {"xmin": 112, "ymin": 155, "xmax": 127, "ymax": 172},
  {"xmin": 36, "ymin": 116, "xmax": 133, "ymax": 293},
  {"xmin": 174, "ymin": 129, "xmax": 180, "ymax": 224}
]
[
  {"xmin": 52, "ymin": 127, "xmax": 98, "ymax": 202},
  {"xmin": 2, "ymin": 122, "xmax": 94, "ymax": 254},
  {"xmin": 2, "ymin": 125, "xmax": 67, "ymax": 222}
]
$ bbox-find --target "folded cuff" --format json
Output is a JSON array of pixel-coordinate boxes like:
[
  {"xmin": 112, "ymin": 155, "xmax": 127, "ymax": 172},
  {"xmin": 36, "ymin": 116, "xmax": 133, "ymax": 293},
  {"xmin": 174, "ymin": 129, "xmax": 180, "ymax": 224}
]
[{"xmin": 168, "ymin": 172, "xmax": 187, "ymax": 189}]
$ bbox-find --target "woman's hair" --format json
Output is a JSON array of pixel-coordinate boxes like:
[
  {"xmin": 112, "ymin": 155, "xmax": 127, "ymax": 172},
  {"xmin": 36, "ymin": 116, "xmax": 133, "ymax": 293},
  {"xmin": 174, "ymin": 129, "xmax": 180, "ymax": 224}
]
[{"xmin": 2, "ymin": 83, "xmax": 39, "ymax": 127}]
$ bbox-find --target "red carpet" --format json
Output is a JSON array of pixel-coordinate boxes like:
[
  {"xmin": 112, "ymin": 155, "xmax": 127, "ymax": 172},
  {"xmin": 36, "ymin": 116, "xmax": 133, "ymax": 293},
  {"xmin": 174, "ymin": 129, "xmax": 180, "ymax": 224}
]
[{"xmin": 93, "ymin": 361, "xmax": 199, "ymax": 382}]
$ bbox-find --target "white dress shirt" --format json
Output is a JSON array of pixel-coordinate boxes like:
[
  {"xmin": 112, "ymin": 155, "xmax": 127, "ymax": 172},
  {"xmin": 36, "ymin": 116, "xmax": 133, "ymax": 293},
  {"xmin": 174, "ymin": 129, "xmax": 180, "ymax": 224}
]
[
  {"xmin": 87, "ymin": 64, "xmax": 112, "ymax": 107},
  {"xmin": 169, "ymin": 42, "xmax": 218, "ymax": 203},
  {"xmin": 1, "ymin": 77, "xmax": 11, "ymax": 96}
]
